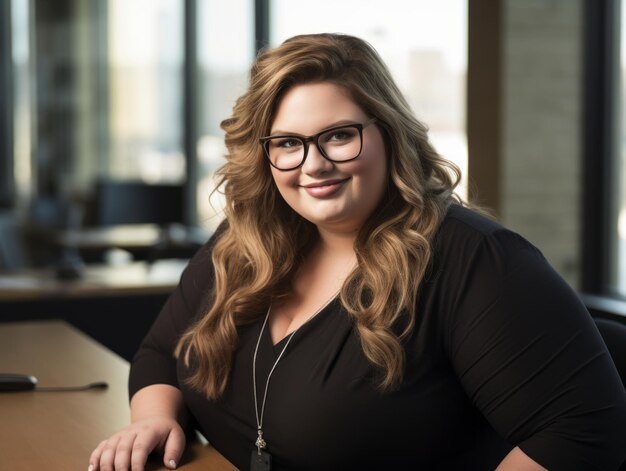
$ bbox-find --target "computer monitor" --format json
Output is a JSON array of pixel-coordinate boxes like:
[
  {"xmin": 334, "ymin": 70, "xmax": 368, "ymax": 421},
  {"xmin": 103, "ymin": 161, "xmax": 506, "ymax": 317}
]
[{"xmin": 94, "ymin": 180, "xmax": 184, "ymax": 226}]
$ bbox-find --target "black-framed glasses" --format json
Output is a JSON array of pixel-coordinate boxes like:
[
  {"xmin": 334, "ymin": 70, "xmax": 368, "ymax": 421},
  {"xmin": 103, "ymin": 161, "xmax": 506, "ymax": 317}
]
[{"xmin": 259, "ymin": 118, "xmax": 377, "ymax": 171}]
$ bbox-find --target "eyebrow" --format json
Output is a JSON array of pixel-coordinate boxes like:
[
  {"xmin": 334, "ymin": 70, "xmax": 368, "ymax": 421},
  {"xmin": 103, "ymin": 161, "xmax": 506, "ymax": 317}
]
[{"xmin": 269, "ymin": 119, "xmax": 362, "ymax": 136}]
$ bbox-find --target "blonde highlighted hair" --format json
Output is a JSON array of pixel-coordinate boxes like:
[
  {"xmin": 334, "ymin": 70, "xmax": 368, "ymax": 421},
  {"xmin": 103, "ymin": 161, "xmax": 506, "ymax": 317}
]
[{"xmin": 176, "ymin": 33, "xmax": 461, "ymax": 399}]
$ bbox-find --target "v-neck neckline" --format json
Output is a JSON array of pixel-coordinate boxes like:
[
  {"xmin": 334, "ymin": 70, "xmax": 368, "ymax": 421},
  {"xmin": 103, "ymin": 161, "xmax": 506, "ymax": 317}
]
[{"xmin": 263, "ymin": 295, "xmax": 339, "ymax": 355}]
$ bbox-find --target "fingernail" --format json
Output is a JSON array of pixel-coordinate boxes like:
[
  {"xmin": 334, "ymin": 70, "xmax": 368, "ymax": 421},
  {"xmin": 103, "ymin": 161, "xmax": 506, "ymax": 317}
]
[
  {"xmin": 88, "ymin": 465, "xmax": 94, "ymax": 471},
  {"xmin": 169, "ymin": 459, "xmax": 177, "ymax": 469}
]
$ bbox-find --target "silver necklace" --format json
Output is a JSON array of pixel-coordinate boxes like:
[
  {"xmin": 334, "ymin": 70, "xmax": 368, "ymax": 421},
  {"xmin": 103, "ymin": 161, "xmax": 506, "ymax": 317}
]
[{"xmin": 251, "ymin": 294, "xmax": 338, "ymax": 470}]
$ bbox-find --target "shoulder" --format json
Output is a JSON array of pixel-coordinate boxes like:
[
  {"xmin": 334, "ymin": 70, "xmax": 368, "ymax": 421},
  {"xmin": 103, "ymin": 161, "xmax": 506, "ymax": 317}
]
[
  {"xmin": 425, "ymin": 204, "xmax": 560, "ymax": 325},
  {"xmin": 436, "ymin": 203, "xmax": 522, "ymax": 247},
  {"xmin": 432, "ymin": 204, "xmax": 544, "ymax": 276},
  {"xmin": 428, "ymin": 208, "xmax": 585, "ymax": 324}
]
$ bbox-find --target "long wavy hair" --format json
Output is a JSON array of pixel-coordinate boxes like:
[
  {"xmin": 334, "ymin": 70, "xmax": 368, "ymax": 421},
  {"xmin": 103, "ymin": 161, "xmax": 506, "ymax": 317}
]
[{"xmin": 176, "ymin": 33, "xmax": 461, "ymax": 400}]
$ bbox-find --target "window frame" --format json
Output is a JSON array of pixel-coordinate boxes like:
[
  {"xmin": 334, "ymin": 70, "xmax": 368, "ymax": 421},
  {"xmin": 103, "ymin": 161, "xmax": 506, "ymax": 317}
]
[{"xmin": 581, "ymin": 0, "xmax": 626, "ymax": 319}]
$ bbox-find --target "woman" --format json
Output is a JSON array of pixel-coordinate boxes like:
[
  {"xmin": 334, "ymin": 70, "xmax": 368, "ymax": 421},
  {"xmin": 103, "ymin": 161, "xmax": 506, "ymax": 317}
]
[{"xmin": 89, "ymin": 33, "xmax": 626, "ymax": 470}]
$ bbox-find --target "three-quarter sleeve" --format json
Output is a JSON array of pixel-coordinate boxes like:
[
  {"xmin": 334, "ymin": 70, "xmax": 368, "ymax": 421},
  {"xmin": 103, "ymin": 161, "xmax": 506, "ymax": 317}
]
[
  {"xmin": 128, "ymin": 227, "xmax": 221, "ymax": 399},
  {"xmin": 444, "ymin": 228, "xmax": 626, "ymax": 470}
]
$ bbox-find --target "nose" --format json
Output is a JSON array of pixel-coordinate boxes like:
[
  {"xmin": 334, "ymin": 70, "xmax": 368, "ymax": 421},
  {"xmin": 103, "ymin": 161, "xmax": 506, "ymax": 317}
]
[{"xmin": 301, "ymin": 142, "xmax": 334, "ymax": 176}]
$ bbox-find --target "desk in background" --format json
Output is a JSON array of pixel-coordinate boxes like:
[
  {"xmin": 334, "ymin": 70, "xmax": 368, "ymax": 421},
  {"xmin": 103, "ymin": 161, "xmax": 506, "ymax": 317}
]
[
  {"xmin": 0, "ymin": 320, "xmax": 237, "ymax": 471},
  {"xmin": 0, "ymin": 260, "xmax": 188, "ymax": 360},
  {"xmin": 55, "ymin": 223, "xmax": 210, "ymax": 263},
  {"xmin": 57, "ymin": 224, "xmax": 164, "ymax": 250},
  {"xmin": 0, "ymin": 259, "xmax": 187, "ymax": 301}
]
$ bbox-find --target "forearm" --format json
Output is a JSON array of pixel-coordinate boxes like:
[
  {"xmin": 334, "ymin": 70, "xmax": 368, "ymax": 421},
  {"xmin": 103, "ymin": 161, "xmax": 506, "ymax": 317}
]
[
  {"xmin": 496, "ymin": 447, "xmax": 547, "ymax": 471},
  {"xmin": 130, "ymin": 383, "xmax": 187, "ymax": 424}
]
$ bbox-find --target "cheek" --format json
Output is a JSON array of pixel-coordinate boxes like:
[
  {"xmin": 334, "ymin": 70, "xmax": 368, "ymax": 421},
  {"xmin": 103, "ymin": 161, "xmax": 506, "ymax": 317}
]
[
  {"xmin": 350, "ymin": 153, "xmax": 389, "ymax": 212},
  {"xmin": 356, "ymin": 133, "xmax": 388, "ymax": 177},
  {"xmin": 270, "ymin": 169, "xmax": 298, "ymax": 197},
  {"xmin": 365, "ymin": 165, "xmax": 388, "ymax": 205},
  {"xmin": 350, "ymin": 153, "xmax": 388, "ymax": 191}
]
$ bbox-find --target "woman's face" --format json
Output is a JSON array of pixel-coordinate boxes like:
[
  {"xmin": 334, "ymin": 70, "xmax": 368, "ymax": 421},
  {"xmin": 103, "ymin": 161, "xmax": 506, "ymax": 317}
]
[{"xmin": 268, "ymin": 82, "xmax": 388, "ymax": 235}]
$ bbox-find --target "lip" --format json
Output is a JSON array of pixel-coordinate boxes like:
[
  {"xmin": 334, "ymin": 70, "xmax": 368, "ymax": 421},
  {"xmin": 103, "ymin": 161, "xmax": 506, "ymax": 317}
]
[{"xmin": 300, "ymin": 178, "xmax": 350, "ymax": 198}]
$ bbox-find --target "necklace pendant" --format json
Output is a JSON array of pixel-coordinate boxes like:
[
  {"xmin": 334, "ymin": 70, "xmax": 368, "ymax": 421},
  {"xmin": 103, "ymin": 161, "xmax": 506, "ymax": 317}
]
[
  {"xmin": 255, "ymin": 429, "xmax": 267, "ymax": 451},
  {"xmin": 252, "ymin": 429, "xmax": 271, "ymax": 471}
]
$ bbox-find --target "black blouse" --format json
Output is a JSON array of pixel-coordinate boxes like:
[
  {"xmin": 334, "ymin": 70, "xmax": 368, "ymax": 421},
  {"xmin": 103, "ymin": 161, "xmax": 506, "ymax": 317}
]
[{"xmin": 129, "ymin": 205, "xmax": 626, "ymax": 470}]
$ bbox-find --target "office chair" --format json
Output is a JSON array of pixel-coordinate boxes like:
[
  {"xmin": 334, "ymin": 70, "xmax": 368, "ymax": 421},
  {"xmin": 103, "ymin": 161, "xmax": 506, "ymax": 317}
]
[
  {"xmin": 593, "ymin": 317, "xmax": 626, "ymax": 471},
  {"xmin": 594, "ymin": 317, "xmax": 626, "ymax": 388}
]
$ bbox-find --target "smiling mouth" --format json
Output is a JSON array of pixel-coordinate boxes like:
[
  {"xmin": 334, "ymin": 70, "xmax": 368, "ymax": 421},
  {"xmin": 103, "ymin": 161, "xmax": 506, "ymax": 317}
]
[
  {"xmin": 300, "ymin": 178, "xmax": 350, "ymax": 198},
  {"xmin": 302, "ymin": 178, "xmax": 349, "ymax": 189}
]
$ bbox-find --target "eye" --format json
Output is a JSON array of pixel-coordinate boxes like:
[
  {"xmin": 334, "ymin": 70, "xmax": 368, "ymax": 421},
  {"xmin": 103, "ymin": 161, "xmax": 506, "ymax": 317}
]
[
  {"xmin": 274, "ymin": 137, "xmax": 302, "ymax": 149},
  {"xmin": 322, "ymin": 127, "xmax": 358, "ymax": 143}
]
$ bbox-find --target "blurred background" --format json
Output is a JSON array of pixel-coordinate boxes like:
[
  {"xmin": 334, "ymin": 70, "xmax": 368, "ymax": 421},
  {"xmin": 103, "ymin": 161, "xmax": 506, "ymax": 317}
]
[{"xmin": 0, "ymin": 0, "xmax": 623, "ymax": 358}]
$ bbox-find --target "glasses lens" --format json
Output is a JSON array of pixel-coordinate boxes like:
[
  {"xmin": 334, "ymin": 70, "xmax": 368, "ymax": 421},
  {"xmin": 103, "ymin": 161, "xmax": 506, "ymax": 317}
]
[
  {"xmin": 265, "ymin": 137, "xmax": 305, "ymax": 169},
  {"xmin": 319, "ymin": 126, "xmax": 362, "ymax": 162},
  {"xmin": 264, "ymin": 125, "xmax": 363, "ymax": 170}
]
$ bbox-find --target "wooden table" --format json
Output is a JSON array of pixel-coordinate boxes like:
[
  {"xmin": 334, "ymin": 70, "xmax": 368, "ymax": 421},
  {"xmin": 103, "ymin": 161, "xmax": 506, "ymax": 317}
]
[{"xmin": 0, "ymin": 321, "xmax": 237, "ymax": 470}]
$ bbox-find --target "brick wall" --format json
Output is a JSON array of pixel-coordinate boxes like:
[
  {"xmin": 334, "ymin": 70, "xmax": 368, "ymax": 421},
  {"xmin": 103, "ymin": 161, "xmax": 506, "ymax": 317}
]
[{"xmin": 501, "ymin": 0, "xmax": 582, "ymax": 288}]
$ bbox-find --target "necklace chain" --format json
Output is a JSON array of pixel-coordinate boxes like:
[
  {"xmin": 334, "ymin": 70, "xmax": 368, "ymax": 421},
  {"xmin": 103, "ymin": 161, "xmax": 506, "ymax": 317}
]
[{"xmin": 252, "ymin": 293, "xmax": 338, "ymax": 454}]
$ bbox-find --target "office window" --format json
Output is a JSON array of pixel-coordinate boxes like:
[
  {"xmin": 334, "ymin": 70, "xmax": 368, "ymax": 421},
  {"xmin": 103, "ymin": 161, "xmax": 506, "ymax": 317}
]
[
  {"xmin": 270, "ymin": 0, "xmax": 468, "ymax": 197},
  {"xmin": 8, "ymin": 0, "xmax": 186, "ymax": 212},
  {"xmin": 108, "ymin": 0, "xmax": 185, "ymax": 183},
  {"xmin": 11, "ymin": 0, "xmax": 33, "ymax": 204},
  {"xmin": 195, "ymin": 0, "xmax": 254, "ymax": 230}
]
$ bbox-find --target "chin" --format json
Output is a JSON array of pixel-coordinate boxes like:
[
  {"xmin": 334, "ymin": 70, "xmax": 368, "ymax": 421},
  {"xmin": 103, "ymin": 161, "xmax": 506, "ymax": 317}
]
[{"xmin": 314, "ymin": 217, "xmax": 364, "ymax": 233}]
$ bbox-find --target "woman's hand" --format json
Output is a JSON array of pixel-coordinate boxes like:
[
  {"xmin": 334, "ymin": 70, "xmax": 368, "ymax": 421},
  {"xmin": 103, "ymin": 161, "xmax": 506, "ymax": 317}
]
[
  {"xmin": 88, "ymin": 384, "xmax": 188, "ymax": 471},
  {"xmin": 88, "ymin": 416, "xmax": 185, "ymax": 471}
]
